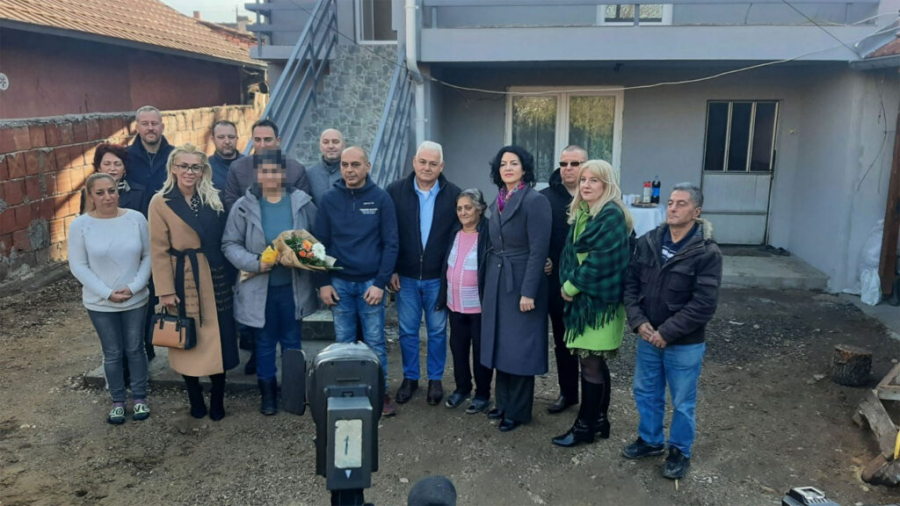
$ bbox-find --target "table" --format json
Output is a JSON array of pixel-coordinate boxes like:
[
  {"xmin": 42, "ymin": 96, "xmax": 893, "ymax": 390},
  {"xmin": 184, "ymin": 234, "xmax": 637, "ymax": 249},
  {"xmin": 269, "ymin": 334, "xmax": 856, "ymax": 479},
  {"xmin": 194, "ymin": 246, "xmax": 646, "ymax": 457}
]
[{"xmin": 628, "ymin": 204, "xmax": 666, "ymax": 237}]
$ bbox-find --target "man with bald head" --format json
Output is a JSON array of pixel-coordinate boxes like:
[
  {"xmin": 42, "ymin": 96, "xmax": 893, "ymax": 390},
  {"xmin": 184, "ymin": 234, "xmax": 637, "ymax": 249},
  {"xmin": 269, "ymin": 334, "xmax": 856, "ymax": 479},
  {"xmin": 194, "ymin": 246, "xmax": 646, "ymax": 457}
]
[
  {"xmin": 314, "ymin": 146, "xmax": 399, "ymax": 416},
  {"xmin": 307, "ymin": 128, "xmax": 345, "ymax": 203}
]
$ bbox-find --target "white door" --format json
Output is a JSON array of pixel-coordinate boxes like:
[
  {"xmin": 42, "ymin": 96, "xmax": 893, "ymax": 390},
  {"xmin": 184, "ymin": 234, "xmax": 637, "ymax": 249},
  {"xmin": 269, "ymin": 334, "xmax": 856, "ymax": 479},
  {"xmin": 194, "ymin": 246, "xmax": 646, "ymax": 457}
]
[{"xmin": 700, "ymin": 101, "xmax": 778, "ymax": 245}]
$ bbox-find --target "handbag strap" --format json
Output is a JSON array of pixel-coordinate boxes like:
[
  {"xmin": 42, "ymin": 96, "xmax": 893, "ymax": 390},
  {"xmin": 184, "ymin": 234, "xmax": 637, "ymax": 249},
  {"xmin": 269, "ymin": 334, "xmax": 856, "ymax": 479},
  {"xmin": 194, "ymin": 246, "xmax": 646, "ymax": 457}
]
[{"xmin": 169, "ymin": 248, "xmax": 203, "ymax": 326}]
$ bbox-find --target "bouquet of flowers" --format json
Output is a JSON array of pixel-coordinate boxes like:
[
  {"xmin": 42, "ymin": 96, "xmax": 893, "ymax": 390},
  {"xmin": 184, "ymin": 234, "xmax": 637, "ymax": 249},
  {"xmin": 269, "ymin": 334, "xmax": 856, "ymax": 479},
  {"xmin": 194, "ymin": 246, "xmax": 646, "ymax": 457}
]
[{"xmin": 273, "ymin": 229, "xmax": 339, "ymax": 271}]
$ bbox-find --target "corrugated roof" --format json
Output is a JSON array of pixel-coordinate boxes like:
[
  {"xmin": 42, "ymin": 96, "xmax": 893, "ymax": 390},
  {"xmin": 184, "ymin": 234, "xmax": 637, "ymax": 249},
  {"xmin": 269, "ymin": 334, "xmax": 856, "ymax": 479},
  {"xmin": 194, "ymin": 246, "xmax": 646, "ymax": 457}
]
[{"xmin": 0, "ymin": 0, "xmax": 261, "ymax": 67}]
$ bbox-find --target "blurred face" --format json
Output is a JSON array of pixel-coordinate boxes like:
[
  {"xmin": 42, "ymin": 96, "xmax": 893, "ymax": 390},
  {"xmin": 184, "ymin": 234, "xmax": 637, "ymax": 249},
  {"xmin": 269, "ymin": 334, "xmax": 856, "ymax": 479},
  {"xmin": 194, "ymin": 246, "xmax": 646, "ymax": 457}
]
[
  {"xmin": 579, "ymin": 169, "xmax": 606, "ymax": 206},
  {"xmin": 320, "ymin": 130, "xmax": 345, "ymax": 162},
  {"xmin": 213, "ymin": 124, "xmax": 238, "ymax": 159},
  {"xmin": 413, "ymin": 149, "xmax": 444, "ymax": 186},
  {"xmin": 172, "ymin": 153, "xmax": 204, "ymax": 190},
  {"xmin": 89, "ymin": 178, "xmax": 118, "ymax": 213},
  {"xmin": 456, "ymin": 196, "xmax": 481, "ymax": 229},
  {"xmin": 559, "ymin": 150, "xmax": 586, "ymax": 188},
  {"xmin": 136, "ymin": 111, "xmax": 164, "ymax": 146},
  {"xmin": 340, "ymin": 148, "xmax": 370, "ymax": 189},
  {"xmin": 98, "ymin": 152, "xmax": 125, "ymax": 182},
  {"xmin": 251, "ymin": 126, "xmax": 279, "ymax": 152},
  {"xmin": 499, "ymin": 152, "xmax": 524, "ymax": 187},
  {"xmin": 667, "ymin": 190, "xmax": 702, "ymax": 227},
  {"xmin": 257, "ymin": 162, "xmax": 285, "ymax": 192}
]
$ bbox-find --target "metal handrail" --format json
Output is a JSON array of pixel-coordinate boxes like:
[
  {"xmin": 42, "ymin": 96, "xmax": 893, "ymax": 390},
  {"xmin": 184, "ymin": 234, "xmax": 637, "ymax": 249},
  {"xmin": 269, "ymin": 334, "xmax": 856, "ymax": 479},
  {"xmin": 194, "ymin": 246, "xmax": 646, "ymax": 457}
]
[
  {"xmin": 370, "ymin": 45, "xmax": 414, "ymax": 187},
  {"xmin": 244, "ymin": 0, "xmax": 337, "ymax": 156}
]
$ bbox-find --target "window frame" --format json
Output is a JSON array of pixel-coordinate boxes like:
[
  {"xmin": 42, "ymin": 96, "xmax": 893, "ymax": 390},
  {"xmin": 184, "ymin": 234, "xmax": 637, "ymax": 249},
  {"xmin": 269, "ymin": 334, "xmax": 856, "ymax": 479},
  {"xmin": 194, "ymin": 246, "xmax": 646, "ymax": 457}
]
[
  {"xmin": 504, "ymin": 87, "xmax": 625, "ymax": 182},
  {"xmin": 597, "ymin": 4, "xmax": 674, "ymax": 25},
  {"xmin": 702, "ymin": 100, "xmax": 780, "ymax": 173},
  {"xmin": 355, "ymin": 0, "xmax": 398, "ymax": 45}
]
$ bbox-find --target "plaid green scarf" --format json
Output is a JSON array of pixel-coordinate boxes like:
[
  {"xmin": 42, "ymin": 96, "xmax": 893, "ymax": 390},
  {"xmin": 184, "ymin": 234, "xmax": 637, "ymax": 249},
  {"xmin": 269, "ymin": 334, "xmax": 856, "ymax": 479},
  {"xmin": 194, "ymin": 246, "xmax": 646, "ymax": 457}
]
[{"xmin": 560, "ymin": 201, "xmax": 629, "ymax": 342}]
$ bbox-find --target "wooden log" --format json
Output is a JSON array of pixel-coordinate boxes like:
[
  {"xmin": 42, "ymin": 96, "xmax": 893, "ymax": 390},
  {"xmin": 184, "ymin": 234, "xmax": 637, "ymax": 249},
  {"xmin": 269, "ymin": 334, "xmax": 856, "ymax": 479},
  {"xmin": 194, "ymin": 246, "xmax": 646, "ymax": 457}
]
[
  {"xmin": 855, "ymin": 389, "xmax": 899, "ymax": 457},
  {"xmin": 831, "ymin": 344, "xmax": 872, "ymax": 387},
  {"xmin": 877, "ymin": 362, "xmax": 900, "ymax": 401},
  {"xmin": 861, "ymin": 454, "xmax": 900, "ymax": 487}
]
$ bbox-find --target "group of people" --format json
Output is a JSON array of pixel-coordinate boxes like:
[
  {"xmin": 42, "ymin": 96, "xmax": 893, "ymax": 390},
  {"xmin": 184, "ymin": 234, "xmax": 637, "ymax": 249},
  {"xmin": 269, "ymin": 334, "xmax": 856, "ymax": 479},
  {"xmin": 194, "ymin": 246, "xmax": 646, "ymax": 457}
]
[{"xmin": 68, "ymin": 103, "xmax": 722, "ymax": 480}]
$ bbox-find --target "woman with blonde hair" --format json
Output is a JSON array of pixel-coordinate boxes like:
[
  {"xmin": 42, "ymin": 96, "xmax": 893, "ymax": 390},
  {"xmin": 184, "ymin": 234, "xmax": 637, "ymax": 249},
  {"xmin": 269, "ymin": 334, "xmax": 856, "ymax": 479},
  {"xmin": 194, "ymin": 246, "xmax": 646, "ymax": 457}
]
[
  {"xmin": 552, "ymin": 159, "xmax": 632, "ymax": 448},
  {"xmin": 148, "ymin": 143, "xmax": 238, "ymax": 421}
]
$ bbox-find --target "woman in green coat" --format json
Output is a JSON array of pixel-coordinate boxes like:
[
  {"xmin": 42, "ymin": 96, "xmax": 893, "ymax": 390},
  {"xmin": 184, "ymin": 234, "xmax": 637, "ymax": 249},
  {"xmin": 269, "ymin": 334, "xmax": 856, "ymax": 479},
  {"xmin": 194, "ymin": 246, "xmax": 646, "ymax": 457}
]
[{"xmin": 552, "ymin": 159, "xmax": 633, "ymax": 448}]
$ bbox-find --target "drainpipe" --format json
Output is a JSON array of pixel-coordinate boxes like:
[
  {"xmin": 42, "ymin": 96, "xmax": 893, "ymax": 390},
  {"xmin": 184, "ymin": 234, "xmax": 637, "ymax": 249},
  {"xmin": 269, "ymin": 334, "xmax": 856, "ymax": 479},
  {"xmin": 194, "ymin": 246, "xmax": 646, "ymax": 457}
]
[{"xmin": 405, "ymin": 0, "xmax": 426, "ymax": 147}]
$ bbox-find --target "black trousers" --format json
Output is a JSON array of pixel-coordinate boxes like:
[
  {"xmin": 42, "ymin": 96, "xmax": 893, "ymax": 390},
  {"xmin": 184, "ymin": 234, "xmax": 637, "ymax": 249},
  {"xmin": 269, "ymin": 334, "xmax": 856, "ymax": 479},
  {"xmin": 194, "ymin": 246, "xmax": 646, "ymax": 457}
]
[
  {"xmin": 548, "ymin": 288, "xmax": 578, "ymax": 401},
  {"xmin": 495, "ymin": 371, "xmax": 535, "ymax": 423},
  {"xmin": 448, "ymin": 311, "xmax": 493, "ymax": 399}
]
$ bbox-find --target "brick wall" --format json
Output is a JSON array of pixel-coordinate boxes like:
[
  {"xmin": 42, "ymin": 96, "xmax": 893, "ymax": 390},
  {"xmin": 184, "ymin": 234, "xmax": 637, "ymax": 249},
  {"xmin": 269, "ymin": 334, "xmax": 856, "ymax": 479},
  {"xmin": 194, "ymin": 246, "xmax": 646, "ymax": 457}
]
[{"xmin": 0, "ymin": 103, "xmax": 263, "ymax": 282}]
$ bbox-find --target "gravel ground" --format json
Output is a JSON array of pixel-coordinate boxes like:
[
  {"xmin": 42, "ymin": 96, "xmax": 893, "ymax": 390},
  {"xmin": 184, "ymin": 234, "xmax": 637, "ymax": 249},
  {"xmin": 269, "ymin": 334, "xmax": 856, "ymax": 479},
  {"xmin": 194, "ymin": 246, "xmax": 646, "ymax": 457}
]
[{"xmin": 1, "ymin": 276, "xmax": 900, "ymax": 505}]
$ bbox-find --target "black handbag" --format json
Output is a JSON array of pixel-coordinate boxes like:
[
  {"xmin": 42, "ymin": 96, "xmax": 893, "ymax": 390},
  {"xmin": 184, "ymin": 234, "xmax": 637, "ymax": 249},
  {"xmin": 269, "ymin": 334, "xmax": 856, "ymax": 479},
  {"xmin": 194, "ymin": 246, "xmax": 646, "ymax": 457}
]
[{"xmin": 150, "ymin": 301, "xmax": 197, "ymax": 350}]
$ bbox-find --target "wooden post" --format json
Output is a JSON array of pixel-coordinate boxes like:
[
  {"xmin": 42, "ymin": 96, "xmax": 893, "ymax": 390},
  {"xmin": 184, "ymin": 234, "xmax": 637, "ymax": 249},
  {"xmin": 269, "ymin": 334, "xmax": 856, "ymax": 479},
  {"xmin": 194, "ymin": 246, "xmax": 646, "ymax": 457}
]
[
  {"xmin": 830, "ymin": 344, "xmax": 872, "ymax": 387},
  {"xmin": 878, "ymin": 113, "xmax": 900, "ymax": 295}
]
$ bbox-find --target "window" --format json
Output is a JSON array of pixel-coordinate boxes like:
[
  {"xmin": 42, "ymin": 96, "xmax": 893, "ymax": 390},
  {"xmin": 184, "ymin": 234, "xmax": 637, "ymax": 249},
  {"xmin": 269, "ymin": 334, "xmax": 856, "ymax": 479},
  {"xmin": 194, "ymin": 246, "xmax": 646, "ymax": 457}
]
[
  {"xmin": 506, "ymin": 88, "xmax": 623, "ymax": 183},
  {"xmin": 600, "ymin": 4, "xmax": 673, "ymax": 25},
  {"xmin": 356, "ymin": 0, "xmax": 397, "ymax": 44},
  {"xmin": 703, "ymin": 101, "xmax": 778, "ymax": 173}
]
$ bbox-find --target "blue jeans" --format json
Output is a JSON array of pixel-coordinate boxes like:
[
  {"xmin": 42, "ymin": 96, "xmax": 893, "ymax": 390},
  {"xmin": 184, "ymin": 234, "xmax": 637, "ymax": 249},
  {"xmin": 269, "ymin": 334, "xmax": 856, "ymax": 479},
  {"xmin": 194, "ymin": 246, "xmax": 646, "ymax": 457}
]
[
  {"xmin": 633, "ymin": 339, "xmax": 706, "ymax": 457},
  {"xmin": 87, "ymin": 305, "xmax": 149, "ymax": 403},
  {"xmin": 331, "ymin": 277, "xmax": 388, "ymax": 384},
  {"xmin": 255, "ymin": 284, "xmax": 301, "ymax": 381},
  {"xmin": 397, "ymin": 276, "xmax": 447, "ymax": 381}
]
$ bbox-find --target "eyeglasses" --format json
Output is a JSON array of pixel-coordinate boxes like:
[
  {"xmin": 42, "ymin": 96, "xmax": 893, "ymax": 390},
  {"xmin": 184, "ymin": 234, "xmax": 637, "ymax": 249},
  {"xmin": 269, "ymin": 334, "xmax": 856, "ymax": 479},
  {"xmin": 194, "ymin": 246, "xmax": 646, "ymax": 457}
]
[
  {"xmin": 559, "ymin": 161, "xmax": 582, "ymax": 168},
  {"xmin": 174, "ymin": 164, "xmax": 203, "ymax": 173}
]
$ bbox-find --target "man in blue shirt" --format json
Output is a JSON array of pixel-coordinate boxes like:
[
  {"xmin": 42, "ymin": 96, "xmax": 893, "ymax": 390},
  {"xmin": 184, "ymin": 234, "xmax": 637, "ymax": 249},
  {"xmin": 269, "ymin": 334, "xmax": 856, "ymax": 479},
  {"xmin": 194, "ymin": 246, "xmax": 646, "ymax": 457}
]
[
  {"xmin": 387, "ymin": 141, "xmax": 461, "ymax": 406},
  {"xmin": 209, "ymin": 120, "xmax": 244, "ymax": 191}
]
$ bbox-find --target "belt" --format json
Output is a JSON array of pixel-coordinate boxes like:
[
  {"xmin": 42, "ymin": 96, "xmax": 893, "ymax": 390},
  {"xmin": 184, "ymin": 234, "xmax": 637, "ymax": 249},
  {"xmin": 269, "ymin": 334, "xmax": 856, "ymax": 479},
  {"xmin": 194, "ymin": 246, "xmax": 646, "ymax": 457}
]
[
  {"xmin": 169, "ymin": 248, "xmax": 204, "ymax": 326},
  {"xmin": 491, "ymin": 248, "xmax": 530, "ymax": 293}
]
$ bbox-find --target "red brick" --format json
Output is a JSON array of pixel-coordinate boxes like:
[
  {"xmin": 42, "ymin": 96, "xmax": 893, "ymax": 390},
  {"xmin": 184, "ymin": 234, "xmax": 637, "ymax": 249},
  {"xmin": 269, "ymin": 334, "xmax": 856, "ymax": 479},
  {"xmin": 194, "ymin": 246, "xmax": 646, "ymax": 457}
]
[
  {"xmin": 56, "ymin": 170, "xmax": 73, "ymax": 193},
  {"xmin": 44, "ymin": 123, "xmax": 62, "ymax": 148},
  {"xmin": 70, "ymin": 167, "xmax": 86, "ymax": 191},
  {"xmin": 0, "ymin": 208, "xmax": 15, "ymax": 235},
  {"xmin": 52, "ymin": 195, "xmax": 70, "ymax": 220},
  {"xmin": 25, "ymin": 150, "xmax": 40, "ymax": 175},
  {"xmin": 49, "ymin": 219, "xmax": 65, "ymax": 243},
  {"xmin": 82, "ymin": 166, "xmax": 95, "ymax": 182},
  {"xmin": 111, "ymin": 117, "xmax": 128, "ymax": 138},
  {"xmin": 8, "ymin": 152, "xmax": 26, "ymax": 179},
  {"xmin": 83, "ymin": 142, "xmax": 100, "ymax": 168},
  {"xmin": 0, "ymin": 233, "xmax": 11, "ymax": 254},
  {"xmin": 13, "ymin": 229, "xmax": 30, "ymax": 252},
  {"xmin": 43, "ymin": 173, "xmax": 57, "ymax": 197},
  {"xmin": 41, "ymin": 150, "xmax": 58, "ymax": 173},
  {"xmin": 68, "ymin": 191, "xmax": 82, "ymax": 215},
  {"xmin": 128, "ymin": 119, "xmax": 137, "ymax": 135},
  {"xmin": 29, "ymin": 125, "xmax": 47, "ymax": 149},
  {"xmin": 72, "ymin": 121, "xmax": 89, "ymax": 143},
  {"xmin": 54, "ymin": 147, "xmax": 71, "ymax": 170},
  {"xmin": 14, "ymin": 204, "xmax": 32, "ymax": 228},
  {"xmin": 25, "ymin": 176, "xmax": 42, "ymax": 202},
  {"xmin": 64, "ymin": 215, "xmax": 76, "ymax": 233},
  {"xmin": 39, "ymin": 199, "xmax": 54, "ymax": 221},
  {"xmin": 86, "ymin": 119, "xmax": 100, "ymax": 141},
  {"xmin": 4, "ymin": 180, "xmax": 24, "ymax": 206},
  {"xmin": 0, "ymin": 155, "xmax": 8, "ymax": 180},
  {"xmin": 12, "ymin": 127, "xmax": 31, "ymax": 151},
  {"xmin": 59, "ymin": 123, "xmax": 74, "ymax": 145},
  {"xmin": 0, "ymin": 128, "xmax": 15, "ymax": 154},
  {"xmin": 0, "ymin": 180, "xmax": 4, "ymax": 202},
  {"xmin": 68, "ymin": 145, "xmax": 85, "ymax": 167}
]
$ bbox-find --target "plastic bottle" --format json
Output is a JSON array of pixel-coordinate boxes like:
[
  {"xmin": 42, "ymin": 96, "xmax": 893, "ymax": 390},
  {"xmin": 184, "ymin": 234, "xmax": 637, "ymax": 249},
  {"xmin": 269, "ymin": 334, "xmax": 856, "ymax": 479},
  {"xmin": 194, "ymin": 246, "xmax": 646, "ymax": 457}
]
[
  {"xmin": 642, "ymin": 181, "xmax": 652, "ymax": 204},
  {"xmin": 651, "ymin": 175, "xmax": 661, "ymax": 204}
]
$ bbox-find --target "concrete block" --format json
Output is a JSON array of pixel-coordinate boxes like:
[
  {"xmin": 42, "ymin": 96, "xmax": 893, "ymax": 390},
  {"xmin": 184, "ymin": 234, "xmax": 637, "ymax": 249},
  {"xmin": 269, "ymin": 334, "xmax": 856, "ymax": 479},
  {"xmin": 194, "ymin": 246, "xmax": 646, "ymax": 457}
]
[{"xmin": 721, "ymin": 255, "xmax": 828, "ymax": 291}]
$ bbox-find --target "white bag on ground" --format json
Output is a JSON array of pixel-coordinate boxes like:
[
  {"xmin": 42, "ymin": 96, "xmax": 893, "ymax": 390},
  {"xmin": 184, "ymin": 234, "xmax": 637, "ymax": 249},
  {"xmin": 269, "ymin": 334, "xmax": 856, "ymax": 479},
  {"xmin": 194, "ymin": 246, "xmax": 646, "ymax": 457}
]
[
  {"xmin": 858, "ymin": 219, "xmax": 884, "ymax": 306},
  {"xmin": 860, "ymin": 268, "xmax": 882, "ymax": 306}
]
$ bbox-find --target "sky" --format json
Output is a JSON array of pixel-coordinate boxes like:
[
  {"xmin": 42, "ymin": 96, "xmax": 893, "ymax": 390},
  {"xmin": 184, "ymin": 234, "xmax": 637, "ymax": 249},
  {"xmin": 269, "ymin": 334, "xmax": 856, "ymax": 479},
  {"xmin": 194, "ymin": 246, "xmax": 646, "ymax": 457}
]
[{"xmin": 162, "ymin": 0, "xmax": 251, "ymax": 23}]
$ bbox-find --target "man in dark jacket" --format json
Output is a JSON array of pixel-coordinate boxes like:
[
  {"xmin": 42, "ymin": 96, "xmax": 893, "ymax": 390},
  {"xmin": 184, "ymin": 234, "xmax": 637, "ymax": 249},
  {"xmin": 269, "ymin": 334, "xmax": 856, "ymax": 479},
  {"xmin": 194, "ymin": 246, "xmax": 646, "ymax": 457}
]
[
  {"xmin": 540, "ymin": 145, "xmax": 587, "ymax": 414},
  {"xmin": 222, "ymin": 119, "xmax": 311, "ymax": 211},
  {"xmin": 209, "ymin": 120, "xmax": 244, "ymax": 191},
  {"xmin": 622, "ymin": 183, "xmax": 722, "ymax": 480},
  {"xmin": 125, "ymin": 105, "xmax": 173, "ymax": 217},
  {"xmin": 315, "ymin": 146, "xmax": 399, "ymax": 416},
  {"xmin": 307, "ymin": 128, "xmax": 344, "ymax": 204},
  {"xmin": 386, "ymin": 141, "xmax": 461, "ymax": 406}
]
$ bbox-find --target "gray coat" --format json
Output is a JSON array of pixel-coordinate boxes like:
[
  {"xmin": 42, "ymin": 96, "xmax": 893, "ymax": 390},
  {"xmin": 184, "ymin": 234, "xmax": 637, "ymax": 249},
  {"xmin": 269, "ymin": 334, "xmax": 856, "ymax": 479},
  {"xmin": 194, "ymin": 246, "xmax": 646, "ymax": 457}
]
[
  {"xmin": 480, "ymin": 185, "xmax": 552, "ymax": 376},
  {"xmin": 222, "ymin": 188, "xmax": 319, "ymax": 328},
  {"xmin": 307, "ymin": 157, "xmax": 342, "ymax": 204}
]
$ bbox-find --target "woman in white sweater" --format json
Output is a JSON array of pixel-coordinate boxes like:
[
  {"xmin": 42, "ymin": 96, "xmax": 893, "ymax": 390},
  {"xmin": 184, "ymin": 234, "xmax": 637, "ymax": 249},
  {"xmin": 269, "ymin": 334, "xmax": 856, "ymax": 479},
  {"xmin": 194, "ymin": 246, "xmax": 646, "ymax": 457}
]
[{"xmin": 68, "ymin": 173, "xmax": 152, "ymax": 425}]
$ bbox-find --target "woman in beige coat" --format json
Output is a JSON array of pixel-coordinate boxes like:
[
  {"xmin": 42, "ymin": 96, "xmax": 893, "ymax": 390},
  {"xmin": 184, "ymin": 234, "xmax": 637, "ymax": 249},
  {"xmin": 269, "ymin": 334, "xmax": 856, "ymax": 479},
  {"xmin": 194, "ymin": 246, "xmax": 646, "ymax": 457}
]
[{"xmin": 149, "ymin": 143, "xmax": 238, "ymax": 421}]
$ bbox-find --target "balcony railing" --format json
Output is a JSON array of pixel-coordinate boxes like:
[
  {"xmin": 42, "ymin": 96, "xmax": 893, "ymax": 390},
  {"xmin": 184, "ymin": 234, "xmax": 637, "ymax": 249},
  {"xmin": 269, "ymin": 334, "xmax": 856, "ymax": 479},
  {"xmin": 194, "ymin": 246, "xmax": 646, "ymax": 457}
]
[{"xmin": 370, "ymin": 45, "xmax": 415, "ymax": 187}]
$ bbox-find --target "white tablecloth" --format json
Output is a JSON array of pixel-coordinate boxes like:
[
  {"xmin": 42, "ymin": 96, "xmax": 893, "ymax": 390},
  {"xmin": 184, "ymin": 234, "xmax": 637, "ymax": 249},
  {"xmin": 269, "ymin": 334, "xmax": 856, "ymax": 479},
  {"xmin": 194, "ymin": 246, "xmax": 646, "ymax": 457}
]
[{"xmin": 628, "ymin": 204, "xmax": 666, "ymax": 237}]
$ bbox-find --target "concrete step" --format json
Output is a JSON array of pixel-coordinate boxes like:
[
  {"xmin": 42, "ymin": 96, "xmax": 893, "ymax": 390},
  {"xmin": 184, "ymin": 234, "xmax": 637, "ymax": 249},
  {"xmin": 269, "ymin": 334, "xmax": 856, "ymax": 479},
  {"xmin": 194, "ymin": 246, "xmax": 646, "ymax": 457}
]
[{"xmin": 722, "ymin": 255, "xmax": 828, "ymax": 291}]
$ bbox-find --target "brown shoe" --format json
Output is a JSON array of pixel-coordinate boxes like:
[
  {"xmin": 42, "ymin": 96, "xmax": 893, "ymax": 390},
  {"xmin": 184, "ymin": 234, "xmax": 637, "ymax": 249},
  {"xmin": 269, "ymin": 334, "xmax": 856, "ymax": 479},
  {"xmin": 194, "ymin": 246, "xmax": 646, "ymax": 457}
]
[{"xmin": 382, "ymin": 394, "xmax": 397, "ymax": 417}]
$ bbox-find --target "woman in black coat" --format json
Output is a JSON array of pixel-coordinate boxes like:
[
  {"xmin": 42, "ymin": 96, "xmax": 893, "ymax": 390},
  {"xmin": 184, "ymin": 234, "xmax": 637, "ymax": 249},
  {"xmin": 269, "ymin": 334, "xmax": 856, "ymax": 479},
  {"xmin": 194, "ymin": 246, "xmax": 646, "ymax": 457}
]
[
  {"xmin": 480, "ymin": 146, "xmax": 552, "ymax": 432},
  {"xmin": 81, "ymin": 144, "xmax": 146, "ymax": 215}
]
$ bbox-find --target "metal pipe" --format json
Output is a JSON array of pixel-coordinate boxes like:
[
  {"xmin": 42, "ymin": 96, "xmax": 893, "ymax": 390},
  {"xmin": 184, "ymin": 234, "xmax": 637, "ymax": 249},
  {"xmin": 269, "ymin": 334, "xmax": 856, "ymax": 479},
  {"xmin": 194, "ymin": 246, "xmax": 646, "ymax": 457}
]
[{"xmin": 406, "ymin": 0, "xmax": 426, "ymax": 147}]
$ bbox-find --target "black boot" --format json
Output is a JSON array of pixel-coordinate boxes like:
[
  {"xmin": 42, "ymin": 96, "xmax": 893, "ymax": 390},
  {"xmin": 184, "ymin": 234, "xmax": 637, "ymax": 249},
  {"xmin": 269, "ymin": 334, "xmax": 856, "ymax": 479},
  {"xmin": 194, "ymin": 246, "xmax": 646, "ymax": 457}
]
[
  {"xmin": 183, "ymin": 375, "xmax": 207, "ymax": 419},
  {"xmin": 594, "ymin": 376, "xmax": 611, "ymax": 439},
  {"xmin": 552, "ymin": 379, "xmax": 601, "ymax": 448},
  {"xmin": 258, "ymin": 378, "xmax": 277, "ymax": 416},
  {"xmin": 209, "ymin": 374, "xmax": 226, "ymax": 421},
  {"xmin": 551, "ymin": 417, "xmax": 595, "ymax": 447}
]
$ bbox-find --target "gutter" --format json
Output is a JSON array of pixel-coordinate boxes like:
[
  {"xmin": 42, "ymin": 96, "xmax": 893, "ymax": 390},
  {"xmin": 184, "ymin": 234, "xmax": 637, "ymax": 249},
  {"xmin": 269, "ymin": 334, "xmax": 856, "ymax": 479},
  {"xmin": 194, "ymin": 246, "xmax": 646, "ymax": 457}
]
[
  {"xmin": 405, "ymin": 0, "xmax": 426, "ymax": 147},
  {"xmin": 850, "ymin": 55, "xmax": 900, "ymax": 70}
]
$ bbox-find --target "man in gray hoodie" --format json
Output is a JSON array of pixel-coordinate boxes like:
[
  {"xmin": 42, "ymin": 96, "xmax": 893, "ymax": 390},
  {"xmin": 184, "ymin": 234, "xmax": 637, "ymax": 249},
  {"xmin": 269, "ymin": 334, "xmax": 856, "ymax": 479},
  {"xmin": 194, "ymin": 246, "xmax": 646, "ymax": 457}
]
[{"xmin": 306, "ymin": 128, "xmax": 344, "ymax": 204}]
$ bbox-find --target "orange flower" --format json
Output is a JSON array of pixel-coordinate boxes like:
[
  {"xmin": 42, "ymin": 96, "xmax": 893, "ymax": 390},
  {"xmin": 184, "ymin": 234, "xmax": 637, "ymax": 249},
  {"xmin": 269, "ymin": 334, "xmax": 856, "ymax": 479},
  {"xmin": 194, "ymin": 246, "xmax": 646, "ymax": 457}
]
[
  {"xmin": 302, "ymin": 240, "xmax": 313, "ymax": 250},
  {"xmin": 298, "ymin": 250, "xmax": 309, "ymax": 258}
]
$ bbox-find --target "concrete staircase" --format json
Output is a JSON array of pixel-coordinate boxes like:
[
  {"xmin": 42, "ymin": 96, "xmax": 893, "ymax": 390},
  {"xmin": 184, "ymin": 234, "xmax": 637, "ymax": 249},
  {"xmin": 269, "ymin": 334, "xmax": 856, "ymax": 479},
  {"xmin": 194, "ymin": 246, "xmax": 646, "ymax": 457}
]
[{"xmin": 292, "ymin": 44, "xmax": 398, "ymax": 164}]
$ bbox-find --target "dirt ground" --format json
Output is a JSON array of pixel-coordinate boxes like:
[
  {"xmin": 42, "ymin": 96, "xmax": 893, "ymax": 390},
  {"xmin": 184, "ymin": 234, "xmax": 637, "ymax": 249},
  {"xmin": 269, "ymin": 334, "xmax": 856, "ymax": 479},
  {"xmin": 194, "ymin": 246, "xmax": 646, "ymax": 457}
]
[{"xmin": 2, "ymin": 276, "xmax": 900, "ymax": 506}]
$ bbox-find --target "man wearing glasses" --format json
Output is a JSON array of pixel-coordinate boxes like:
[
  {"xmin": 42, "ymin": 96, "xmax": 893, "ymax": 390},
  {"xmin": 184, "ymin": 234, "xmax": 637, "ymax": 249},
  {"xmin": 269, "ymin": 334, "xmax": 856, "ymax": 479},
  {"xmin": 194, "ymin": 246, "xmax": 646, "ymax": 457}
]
[
  {"xmin": 541, "ymin": 145, "xmax": 588, "ymax": 415},
  {"xmin": 126, "ymin": 105, "xmax": 174, "ymax": 217}
]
